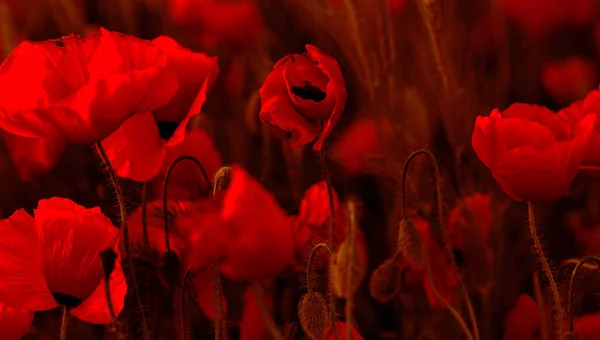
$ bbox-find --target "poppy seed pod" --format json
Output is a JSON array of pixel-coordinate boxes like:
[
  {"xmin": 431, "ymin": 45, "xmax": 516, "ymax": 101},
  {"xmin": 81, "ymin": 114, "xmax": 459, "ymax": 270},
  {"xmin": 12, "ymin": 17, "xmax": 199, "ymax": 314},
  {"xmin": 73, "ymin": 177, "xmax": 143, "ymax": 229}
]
[
  {"xmin": 329, "ymin": 240, "xmax": 367, "ymax": 298},
  {"xmin": 369, "ymin": 259, "xmax": 402, "ymax": 303},
  {"xmin": 298, "ymin": 292, "xmax": 330, "ymax": 340}
]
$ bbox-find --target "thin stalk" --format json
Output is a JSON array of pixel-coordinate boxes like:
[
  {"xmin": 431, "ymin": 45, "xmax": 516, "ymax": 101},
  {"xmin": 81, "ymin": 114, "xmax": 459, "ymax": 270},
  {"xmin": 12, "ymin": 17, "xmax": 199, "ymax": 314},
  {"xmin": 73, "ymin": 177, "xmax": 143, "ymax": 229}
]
[
  {"xmin": 345, "ymin": 202, "xmax": 358, "ymax": 340},
  {"xmin": 306, "ymin": 243, "xmax": 339, "ymax": 340},
  {"xmin": 162, "ymin": 155, "xmax": 211, "ymax": 251},
  {"xmin": 178, "ymin": 269, "xmax": 193, "ymax": 340},
  {"xmin": 319, "ymin": 150, "xmax": 335, "ymax": 246},
  {"xmin": 567, "ymin": 256, "xmax": 600, "ymax": 334},
  {"xmin": 527, "ymin": 201, "xmax": 565, "ymax": 340},
  {"xmin": 141, "ymin": 181, "xmax": 149, "ymax": 245},
  {"xmin": 252, "ymin": 282, "xmax": 285, "ymax": 340},
  {"xmin": 533, "ymin": 271, "xmax": 549, "ymax": 340},
  {"xmin": 60, "ymin": 306, "xmax": 69, "ymax": 340},
  {"xmin": 100, "ymin": 255, "xmax": 123, "ymax": 339},
  {"xmin": 95, "ymin": 142, "xmax": 151, "ymax": 340},
  {"xmin": 212, "ymin": 169, "xmax": 229, "ymax": 340},
  {"xmin": 400, "ymin": 149, "xmax": 479, "ymax": 340}
]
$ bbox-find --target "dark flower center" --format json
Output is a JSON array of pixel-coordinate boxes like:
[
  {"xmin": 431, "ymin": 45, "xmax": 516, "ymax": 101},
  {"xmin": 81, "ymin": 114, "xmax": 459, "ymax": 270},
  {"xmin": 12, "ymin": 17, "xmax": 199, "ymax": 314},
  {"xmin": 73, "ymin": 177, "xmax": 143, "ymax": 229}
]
[
  {"xmin": 53, "ymin": 40, "xmax": 64, "ymax": 47},
  {"xmin": 52, "ymin": 292, "xmax": 83, "ymax": 308},
  {"xmin": 157, "ymin": 121, "xmax": 179, "ymax": 140},
  {"xmin": 290, "ymin": 81, "xmax": 327, "ymax": 102}
]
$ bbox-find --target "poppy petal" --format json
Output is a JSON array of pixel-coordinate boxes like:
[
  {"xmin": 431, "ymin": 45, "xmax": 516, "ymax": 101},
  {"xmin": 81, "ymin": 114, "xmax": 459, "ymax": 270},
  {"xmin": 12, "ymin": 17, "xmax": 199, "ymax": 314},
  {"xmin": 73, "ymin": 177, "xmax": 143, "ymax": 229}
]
[
  {"xmin": 191, "ymin": 267, "xmax": 227, "ymax": 320},
  {"xmin": 34, "ymin": 198, "xmax": 118, "ymax": 300},
  {"xmin": 0, "ymin": 303, "xmax": 33, "ymax": 340},
  {"xmin": 0, "ymin": 210, "xmax": 56, "ymax": 311},
  {"xmin": 239, "ymin": 286, "xmax": 270, "ymax": 340}
]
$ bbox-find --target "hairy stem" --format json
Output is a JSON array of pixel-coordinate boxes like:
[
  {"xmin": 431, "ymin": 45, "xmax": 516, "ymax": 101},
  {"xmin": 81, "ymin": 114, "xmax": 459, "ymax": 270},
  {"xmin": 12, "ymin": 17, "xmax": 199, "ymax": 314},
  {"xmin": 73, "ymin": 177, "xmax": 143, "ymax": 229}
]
[
  {"xmin": 100, "ymin": 257, "xmax": 123, "ymax": 339},
  {"xmin": 141, "ymin": 181, "xmax": 149, "ymax": 245},
  {"xmin": 252, "ymin": 282, "xmax": 284, "ymax": 340},
  {"xmin": 60, "ymin": 306, "xmax": 69, "ymax": 340},
  {"xmin": 400, "ymin": 149, "xmax": 479, "ymax": 340},
  {"xmin": 527, "ymin": 201, "xmax": 564, "ymax": 340},
  {"xmin": 163, "ymin": 155, "xmax": 211, "ymax": 251},
  {"xmin": 567, "ymin": 256, "xmax": 600, "ymax": 333},
  {"xmin": 95, "ymin": 142, "xmax": 151, "ymax": 340},
  {"xmin": 533, "ymin": 271, "xmax": 549, "ymax": 340},
  {"xmin": 345, "ymin": 202, "xmax": 357, "ymax": 340}
]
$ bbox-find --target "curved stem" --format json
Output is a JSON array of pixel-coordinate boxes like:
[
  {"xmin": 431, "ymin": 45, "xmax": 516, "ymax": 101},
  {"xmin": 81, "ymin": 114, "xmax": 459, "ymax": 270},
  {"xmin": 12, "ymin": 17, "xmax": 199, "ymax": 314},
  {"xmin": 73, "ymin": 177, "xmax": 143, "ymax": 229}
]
[
  {"xmin": 252, "ymin": 282, "xmax": 285, "ymax": 340},
  {"xmin": 533, "ymin": 272, "xmax": 549, "ymax": 340},
  {"xmin": 178, "ymin": 269, "xmax": 193, "ymax": 340},
  {"xmin": 345, "ymin": 202, "xmax": 357, "ymax": 340},
  {"xmin": 305, "ymin": 243, "xmax": 339, "ymax": 340},
  {"xmin": 95, "ymin": 142, "xmax": 151, "ymax": 340},
  {"xmin": 60, "ymin": 306, "xmax": 69, "ymax": 340},
  {"xmin": 163, "ymin": 155, "xmax": 211, "ymax": 251},
  {"xmin": 567, "ymin": 255, "xmax": 600, "ymax": 333},
  {"xmin": 527, "ymin": 201, "xmax": 565, "ymax": 340},
  {"xmin": 400, "ymin": 149, "xmax": 479, "ymax": 340},
  {"xmin": 141, "ymin": 181, "xmax": 149, "ymax": 246}
]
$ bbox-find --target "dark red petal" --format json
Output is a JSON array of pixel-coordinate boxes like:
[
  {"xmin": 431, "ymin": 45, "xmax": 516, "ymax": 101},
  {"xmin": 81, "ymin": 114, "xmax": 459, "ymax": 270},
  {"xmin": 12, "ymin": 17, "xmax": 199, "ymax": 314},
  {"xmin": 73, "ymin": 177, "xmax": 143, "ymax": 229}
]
[
  {"xmin": 330, "ymin": 118, "xmax": 382, "ymax": 174},
  {"xmin": 239, "ymin": 285, "xmax": 270, "ymax": 340},
  {"xmin": 324, "ymin": 321, "xmax": 364, "ymax": 339},
  {"xmin": 101, "ymin": 112, "xmax": 166, "ymax": 182},
  {"xmin": 1, "ymin": 131, "xmax": 66, "ymax": 182},
  {"xmin": 34, "ymin": 198, "xmax": 118, "ymax": 299},
  {"xmin": 260, "ymin": 95, "xmax": 320, "ymax": 146},
  {"xmin": 305, "ymin": 45, "xmax": 347, "ymax": 152},
  {"xmin": 191, "ymin": 267, "xmax": 227, "ymax": 320},
  {"xmin": 70, "ymin": 249, "xmax": 127, "ymax": 324},
  {"xmin": 0, "ymin": 303, "xmax": 33, "ymax": 340},
  {"xmin": 298, "ymin": 181, "xmax": 340, "ymax": 227},
  {"xmin": 0, "ymin": 210, "xmax": 56, "ymax": 311},
  {"xmin": 501, "ymin": 103, "xmax": 570, "ymax": 141},
  {"xmin": 503, "ymin": 294, "xmax": 541, "ymax": 339}
]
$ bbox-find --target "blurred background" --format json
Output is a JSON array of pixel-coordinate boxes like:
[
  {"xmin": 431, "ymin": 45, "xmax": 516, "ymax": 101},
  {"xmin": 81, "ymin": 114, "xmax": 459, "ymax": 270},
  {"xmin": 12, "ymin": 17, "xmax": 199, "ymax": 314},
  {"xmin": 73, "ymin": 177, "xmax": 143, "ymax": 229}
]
[{"xmin": 3, "ymin": 0, "xmax": 600, "ymax": 339}]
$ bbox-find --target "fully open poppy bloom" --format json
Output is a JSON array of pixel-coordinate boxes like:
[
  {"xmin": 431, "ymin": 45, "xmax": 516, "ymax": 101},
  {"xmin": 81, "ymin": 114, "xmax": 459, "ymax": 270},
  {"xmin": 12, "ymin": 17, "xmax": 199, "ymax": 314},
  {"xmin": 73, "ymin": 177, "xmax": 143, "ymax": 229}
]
[
  {"xmin": 324, "ymin": 321, "xmax": 364, "ymax": 339},
  {"xmin": 101, "ymin": 36, "xmax": 219, "ymax": 181},
  {"xmin": 472, "ymin": 103, "xmax": 595, "ymax": 202},
  {"xmin": 1, "ymin": 130, "xmax": 66, "ymax": 182},
  {"xmin": 541, "ymin": 57, "xmax": 597, "ymax": 103},
  {"xmin": 0, "ymin": 303, "xmax": 32, "ymax": 340},
  {"xmin": 0, "ymin": 27, "xmax": 178, "ymax": 144},
  {"xmin": 0, "ymin": 198, "xmax": 127, "ymax": 324},
  {"xmin": 259, "ymin": 45, "xmax": 347, "ymax": 151},
  {"xmin": 502, "ymin": 294, "xmax": 542, "ymax": 340}
]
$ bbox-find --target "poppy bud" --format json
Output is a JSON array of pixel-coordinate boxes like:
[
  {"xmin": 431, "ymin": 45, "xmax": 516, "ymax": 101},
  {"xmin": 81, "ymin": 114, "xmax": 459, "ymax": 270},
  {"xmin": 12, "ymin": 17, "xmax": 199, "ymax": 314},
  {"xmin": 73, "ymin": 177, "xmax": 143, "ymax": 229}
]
[
  {"xmin": 369, "ymin": 259, "xmax": 402, "ymax": 303},
  {"xmin": 99, "ymin": 248, "xmax": 118, "ymax": 279},
  {"xmin": 158, "ymin": 250, "xmax": 181, "ymax": 288},
  {"xmin": 213, "ymin": 166, "xmax": 232, "ymax": 192},
  {"xmin": 298, "ymin": 292, "xmax": 329, "ymax": 340},
  {"xmin": 329, "ymin": 240, "xmax": 366, "ymax": 298},
  {"xmin": 397, "ymin": 219, "xmax": 424, "ymax": 269}
]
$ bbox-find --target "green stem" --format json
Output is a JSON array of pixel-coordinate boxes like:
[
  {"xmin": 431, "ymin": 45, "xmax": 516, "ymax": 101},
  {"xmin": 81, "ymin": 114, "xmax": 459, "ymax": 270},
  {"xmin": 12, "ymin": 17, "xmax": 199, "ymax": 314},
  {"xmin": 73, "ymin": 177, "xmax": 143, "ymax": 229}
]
[
  {"xmin": 527, "ymin": 201, "xmax": 564, "ymax": 340},
  {"xmin": 567, "ymin": 256, "xmax": 600, "ymax": 334},
  {"xmin": 95, "ymin": 142, "xmax": 151, "ymax": 340}
]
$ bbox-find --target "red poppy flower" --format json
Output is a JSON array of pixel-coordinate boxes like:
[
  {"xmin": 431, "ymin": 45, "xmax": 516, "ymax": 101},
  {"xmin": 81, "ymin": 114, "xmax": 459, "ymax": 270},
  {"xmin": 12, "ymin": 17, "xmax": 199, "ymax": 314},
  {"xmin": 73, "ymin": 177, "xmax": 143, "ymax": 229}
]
[
  {"xmin": 541, "ymin": 57, "xmax": 597, "ymax": 103},
  {"xmin": 324, "ymin": 321, "xmax": 364, "ymax": 340},
  {"xmin": 1, "ymin": 130, "xmax": 66, "ymax": 182},
  {"xmin": 0, "ymin": 198, "xmax": 127, "ymax": 324},
  {"xmin": 574, "ymin": 313, "xmax": 600, "ymax": 340},
  {"xmin": 152, "ymin": 128, "xmax": 223, "ymax": 200},
  {"xmin": 0, "ymin": 27, "xmax": 179, "ymax": 144},
  {"xmin": 0, "ymin": 303, "xmax": 32, "ymax": 340},
  {"xmin": 472, "ymin": 103, "xmax": 595, "ymax": 202},
  {"xmin": 166, "ymin": 0, "xmax": 264, "ymax": 48},
  {"xmin": 239, "ymin": 285, "xmax": 271, "ymax": 340},
  {"xmin": 101, "ymin": 37, "xmax": 219, "ymax": 181},
  {"xmin": 191, "ymin": 267, "xmax": 228, "ymax": 320},
  {"xmin": 259, "ymin": 45, "xmax": 347, "ymax": 151},
  {"xmin": 502, "ymin": 294, "xmax": 541, "ymax": 340}
]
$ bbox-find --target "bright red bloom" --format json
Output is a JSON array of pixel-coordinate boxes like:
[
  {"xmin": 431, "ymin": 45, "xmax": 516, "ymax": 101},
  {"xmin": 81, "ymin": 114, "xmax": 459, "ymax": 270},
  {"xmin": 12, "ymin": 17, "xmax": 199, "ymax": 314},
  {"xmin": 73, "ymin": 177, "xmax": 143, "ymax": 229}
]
[
  {"xmin": 166, "ymin": 0, "xmax": 264, "ymax": 48},
  {"xmin": 324, "ymin": 321, "xmax": 364, "ymax": 339},
  {"xmin": 502, "ymin": 294, "xmax": 541, "ymax": 340},
  {"xmin": 259, "ymin": 45, "xmax": 347, "ymax": 151},
  {"xmin": 0, "ymin": 198, "xmax": 127, "ymax": 324},
  {"xmin": 0, "ymin": 27, "xmax": 178, "ymax": 144},
  {"xmin": 1, "ymin": 130, "xmax": 66, "ymax": 182},
  {"xmin": 152, "ymin": 128, "xmax": 223, "ymax": 200},
  {"xmin": 472, "ymin": 103, "xmax": 595, "ymax": 202},
  {"xmin": 0, "ymin": 303, "xmax": 32, "ymax": 340},
  {"xmin": 239, "ymin": 285, "xmax": 271, "ymax": 340},
  {"xmin": 541, "ymin": 57, "xmax": 597, "ymax": 103},
  {"xmin": 102, "ymin": 37, "xmax": 219, "ymax": 181}
]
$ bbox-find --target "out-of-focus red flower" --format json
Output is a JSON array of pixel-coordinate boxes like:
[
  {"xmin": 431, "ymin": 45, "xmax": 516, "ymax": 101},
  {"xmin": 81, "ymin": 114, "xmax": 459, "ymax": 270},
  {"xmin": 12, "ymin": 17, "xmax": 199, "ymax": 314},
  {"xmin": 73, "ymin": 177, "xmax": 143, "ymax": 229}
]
[
  {"xmin": 0, "ymin": 27, "xmax": 179, "ymax": 144},
  {"xmin": 152, "ymin": 128, "xmax": 222, "ymax": 200},
  {"xmin": 472, "ymin": 103, "xmax": 595, "ymax": 202},
  {"xmin": 324, "ymin": 321, "xmax": 364, "ymax": 339},
  {"xmin": 1, "ymin": 130, "xmax": 66, "ymax": 182},
  {"xmin": 574, "ymin": 313, "xmax": 600, "ymax": 339},
  {"xmin": 541, "ymin": 57, "xmax": 597, "ymax": 103},
  {"xmin": 387, "ymin": 0, "xmax": 407, "ymax": 16},
  {"xmin": 330, "ymin": 118, "xmax": 389, "ymax": 174},
  {"xmin": 102, "ymin": 37, "xmax": 219, "ymax": 182},
  {"xmin": 0, "ymin": 198, "xmax": 127, "ymax": 324},
  {"xmin": 259, "ymin": 45, "xmax": 347, "ymax": 151},
  {"xmin": 503, "ymin": 294, "xmax": 544, "ymax": 340},
  {"xmin": 0, "ymin": 303, "xmax": 32, "ymax": 340},
  {"xmin": 239, "ymin": 285, "xmax": 271, "ymax": 340},
  {"xmin": 500, "ymin": 0, "xmax": 596, "ymax": 40},
  {"xmin": 166, "ymin": 0, "xmax": 264, "ymax": 49},
  {"xmin": 191, "ymin": 268, "xmax": 228, "ymax": 320}
]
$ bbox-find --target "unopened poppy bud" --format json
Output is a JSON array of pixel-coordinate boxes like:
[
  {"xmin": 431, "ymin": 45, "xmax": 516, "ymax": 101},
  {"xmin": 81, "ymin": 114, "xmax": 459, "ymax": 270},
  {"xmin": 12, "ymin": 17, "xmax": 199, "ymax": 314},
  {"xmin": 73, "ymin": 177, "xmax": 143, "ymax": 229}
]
[
  {"xmin": 213, "ymin": 166, "xmax": 232, "ymax": 192},
  {"xmin": 99, "ymin": 248, "xmax": 118, "ymax": 278},
  {"xmin": 397, "ymin": 219, "xmax": 424, "ymax": 269},
  {"xmin": 298, "ymin": 292, "xmax": 329, "ymax": 340},
  {"xmin": 369, "ymin": 259, "xmax": 402, "ymax": 303},
  {"xmin": 158, "ymin": 250, "xmax": 181, "ymax": 288},
  {"xmin": 329, "ymin": 241, "xmax": 366, "ymax": 298}
]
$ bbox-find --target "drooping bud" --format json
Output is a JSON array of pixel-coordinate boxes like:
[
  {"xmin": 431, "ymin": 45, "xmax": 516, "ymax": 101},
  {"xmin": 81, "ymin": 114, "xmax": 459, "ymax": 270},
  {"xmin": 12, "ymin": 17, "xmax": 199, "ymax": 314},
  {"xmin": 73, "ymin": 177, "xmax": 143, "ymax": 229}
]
[
  {"xmin": 298, "ymin": 292, "xmax": 330, "ymax": 340},
  {"xmin": 329, "ymin": 240, "xmax": 366, "ymax": 298},
  {"xmin": 369, "ymin": 259, "xmax": 402, "ymax": 303}
]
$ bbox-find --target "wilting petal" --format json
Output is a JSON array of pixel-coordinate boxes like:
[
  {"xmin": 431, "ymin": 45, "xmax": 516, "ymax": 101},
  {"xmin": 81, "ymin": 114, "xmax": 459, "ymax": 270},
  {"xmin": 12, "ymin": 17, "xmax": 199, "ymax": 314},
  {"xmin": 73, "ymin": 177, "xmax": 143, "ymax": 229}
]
[
  {"xmin": 34, "ymin": 198, "xmax": 118, "ymax": 300},
  {"xmin": 1, "ymin": 130, "xmax": 66, "ymax": 182},
  {"xmin": 0, "ymin": 210, "xmax": 56, "ymax": 311},
  {"xmin": 70, "ymin": 250, "xmax": 127, "ymax": 324},
  {"xmin": 0, "ymin": 303, "xmax": 33, "ymax": 340},
  {"xmin": 101, "ymin": 112, "xmax": 166, "ymax": 182}
]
